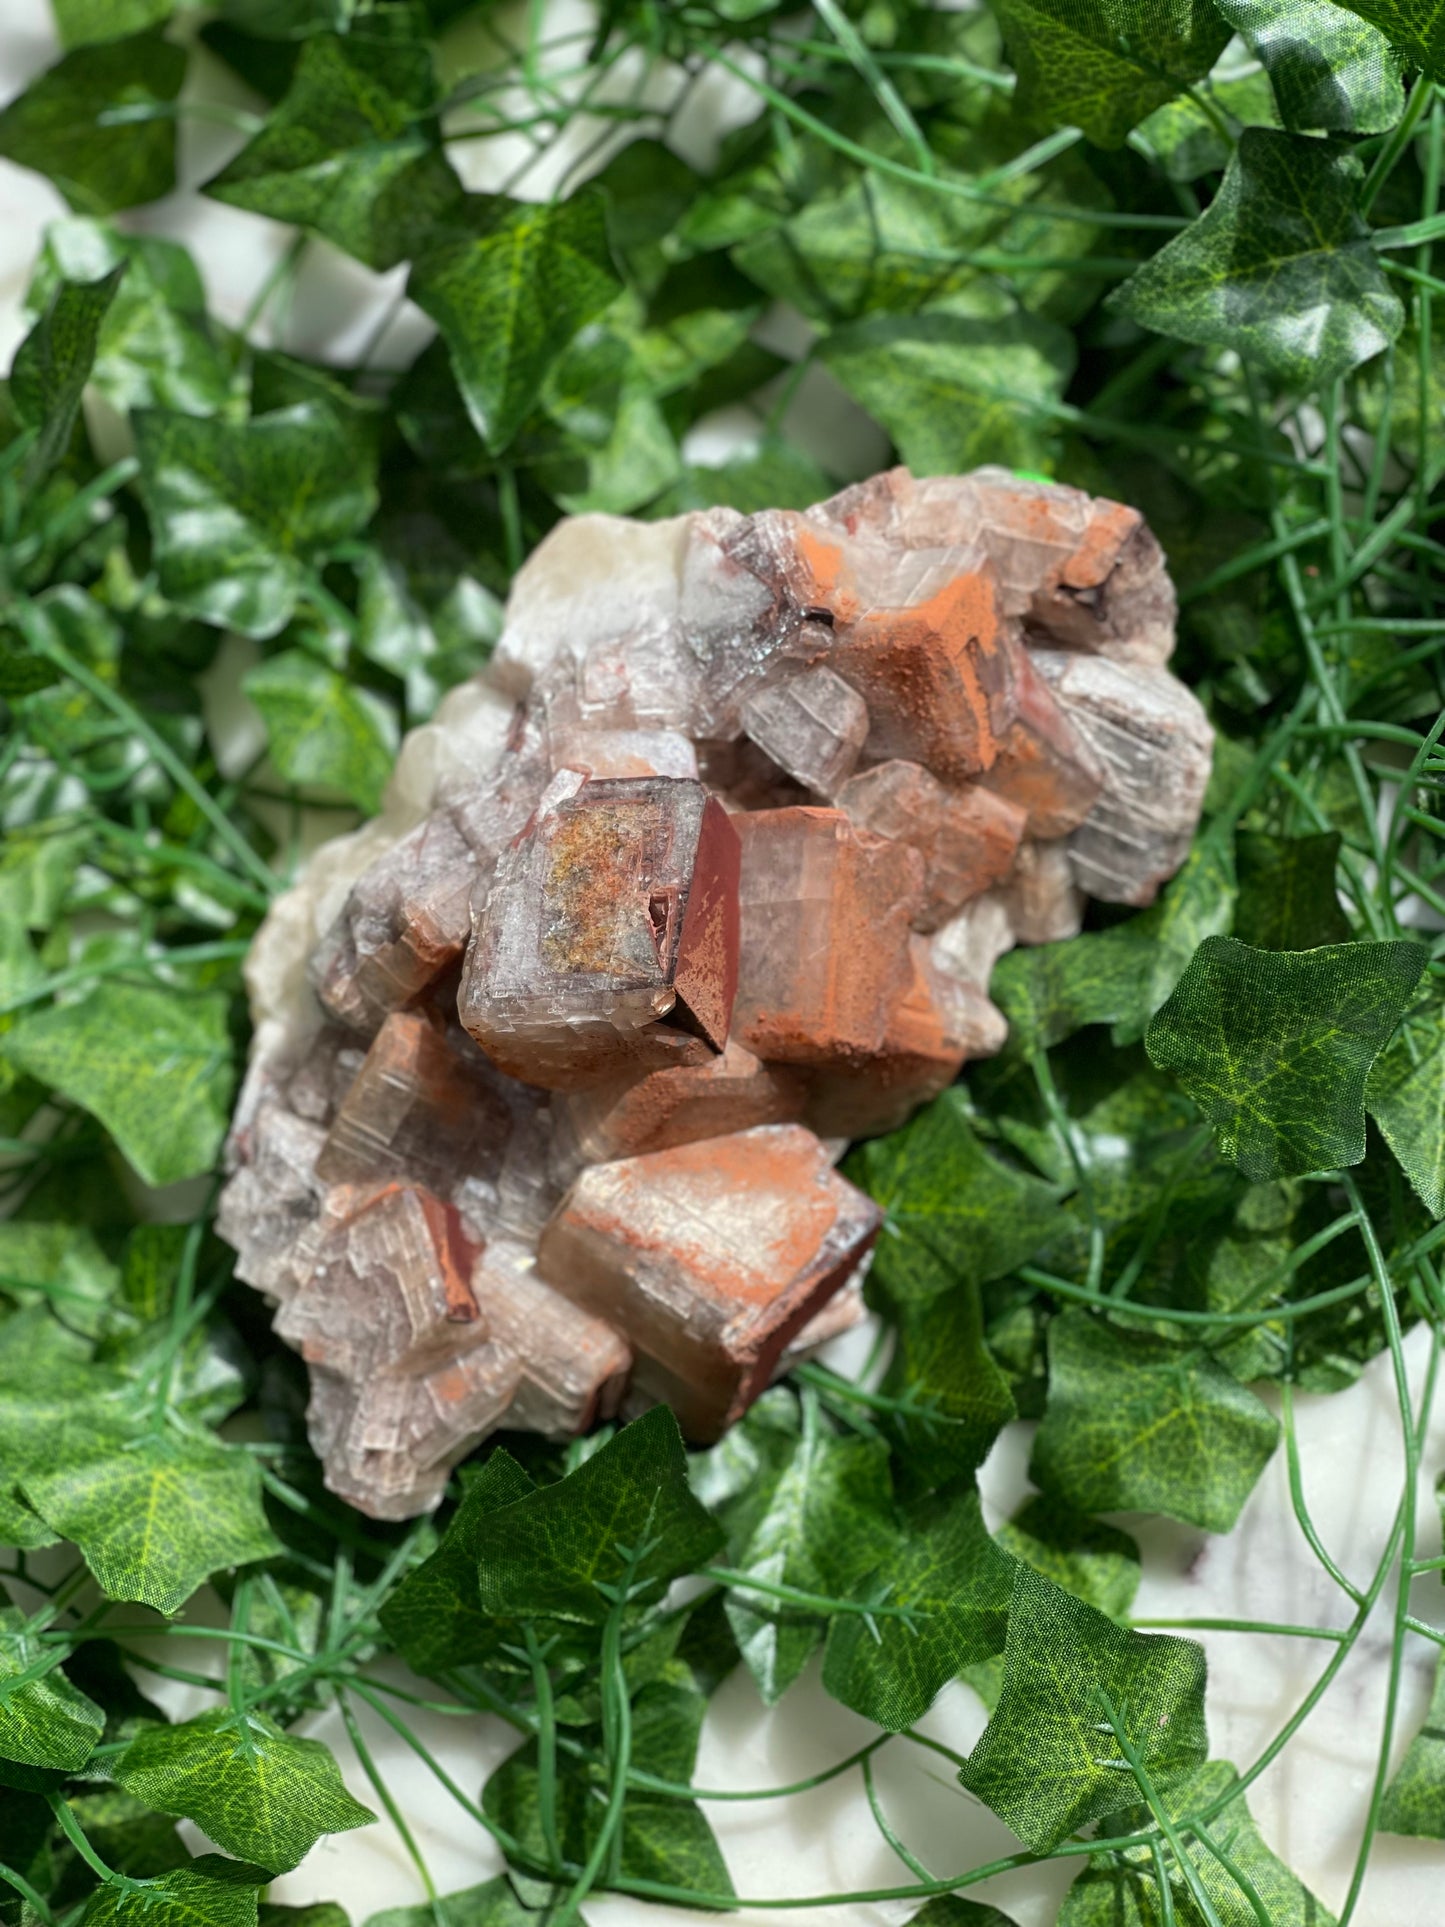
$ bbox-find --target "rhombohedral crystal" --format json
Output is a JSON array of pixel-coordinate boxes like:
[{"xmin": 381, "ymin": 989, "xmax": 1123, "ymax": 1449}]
[{"xmin": 219, "ymin": 465, "xmax": 1210, "ymax": 1518}]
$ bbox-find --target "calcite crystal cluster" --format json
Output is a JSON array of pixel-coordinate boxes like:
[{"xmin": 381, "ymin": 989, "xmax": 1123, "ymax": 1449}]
[{"xmin": 219, "ymin": 465, "xmax": 1211, "ymax": 1519}]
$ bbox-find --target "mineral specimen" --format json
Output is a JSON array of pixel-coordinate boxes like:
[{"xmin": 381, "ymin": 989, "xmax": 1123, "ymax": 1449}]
[{"xmin": 219, "ymin": 464, "xmax": 1208, "ymax": 1518}]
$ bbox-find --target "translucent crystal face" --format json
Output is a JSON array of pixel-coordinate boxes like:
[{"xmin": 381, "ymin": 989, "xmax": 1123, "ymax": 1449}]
[{"xmin": 219, "ymin": 464, "xmax": 1207, "ymax": 1519}]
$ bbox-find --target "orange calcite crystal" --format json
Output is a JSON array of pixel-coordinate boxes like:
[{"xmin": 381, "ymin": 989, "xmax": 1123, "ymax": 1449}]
[
  {"xmin": 536, "ymin": 1125, "xmax": 880, "ymax": 1439},
  {"xmin": 220, "ymin": 463, "xmax": 1206, "ymax": 1518}
]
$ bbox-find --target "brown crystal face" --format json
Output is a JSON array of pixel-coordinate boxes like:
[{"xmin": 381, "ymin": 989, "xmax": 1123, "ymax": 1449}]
[
  {"xmin": 536, "ymin": 1124, "xmax": 881, "ymax": 1439},
  {"xmin": 459, "ymin": 774, "xmax": 741, "ymax": 1088}
]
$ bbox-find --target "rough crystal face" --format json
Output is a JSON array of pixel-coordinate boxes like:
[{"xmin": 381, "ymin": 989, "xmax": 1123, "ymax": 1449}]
[
  {"xmin": 460, "ymin": 773, "xmax": 741, "ymax": 1087},
  {"xmin": 536, "ymin": 1125, "xmax": 881, "ymax": 1439},
  {"xmin": 220, "ymin": 464, "xmax": 1207, "ymax": 1518}
]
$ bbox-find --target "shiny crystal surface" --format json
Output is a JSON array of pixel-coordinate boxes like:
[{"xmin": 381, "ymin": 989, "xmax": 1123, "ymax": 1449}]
[{"xmin": 218, "ymin": 465, "xmax": 1207, "ymax": 1517}]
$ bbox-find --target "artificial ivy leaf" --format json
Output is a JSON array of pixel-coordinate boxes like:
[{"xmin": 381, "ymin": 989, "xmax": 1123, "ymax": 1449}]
[
  {"xmin": 78, "ymin": 1857, "xmax": 269, "ymax": 1927},
  {"xmin": 0, "ymin": 983, "xmax": 233, "ymax": 1188},
  {"xmin": 1111, "ymin": 130, "xmax": 1404, "ymax": 386},
  {"xmin": 1233, "ymin": 829, "xmax": 1350, "ymax": 950},
  {"xmin": 704, "ymin": 1390, "xmax": 895, "ymax": 1702},
  {"xmin": 822, "ymin": 306, "xmax": 1074, "ymax": 476},
  {"xmin": 1381, "ymin": 1647, "xmax": 1445, "ymax": 1837},
  {"xmin": 908, "ymin": 1904, "xmax": 1022, "ymax": 1927},
  {"xmin": 822, "ymin": 1482, "xmax": 1014, "ymax": 1729},
  {"xmin": 1366, "ymin": 986, "xmax": 1445, "ymax": 1217},
  {"xmin": 881, "ymin": 1283, "xmax": 1017, "ymax": 1490},
  {"xmin": 28, "ymin": 219, "xmax": 236, "ymax": 416},
  {"xmin": 113, "ymin": 1708, "xmax": 374, "ymax": 1873},
  {"xmin": 1146, "ymin": 936, "xmax": 1427, "ymax": 1180},
  {"xmin": 379, "ymin": 1449, "xmax": 537, "ymax": 1675},
  {"xmin": 259, "ymin": 1908, "xmax": 351, "ymax": 1927},
  {"xmin": 1060, "ymin": 1759, "xmax": 1334, "ymax": 1924},
  {"xmin": 50, "ymin": 1789, "xmax": 189, "ymax": 1900},
  {"xmin": 989, "ymin": 0, "xmax": 1231, "ymax": 148},
  {"xmin": 997, "ymin": 1493, "xmax": 1141, "ymax": 1621},
  {"xmin": 53, "ymin": 0, "xmax": 175, "ymax": 44},
  {"xmin": 23, "ymin": 1427, "xmax": 281, "ymax": 1616},
  {"xmin": 10, "ymin": 267, "xmax": 124, "ymax": 481},
  {"xmin": 244, "ymin": 649, "xmax": 397, "ymax": 812},
  {"xmin": 204, "ymin": 21, "xmax": 462, "ymax": 270},
  {"xmin": 0, "ymin": 33, "xmax": 185, "ymax": 214},
  {"xmin": 133, "ymin": 403, "xmax": 379, "ymax": 639},
  {"xmin": 649, "ymin": 441, "xmax": 834, "ymax": 516},
  {"xmin": 1214, "ymin": 0, "xmax": 1405, "ymax": 134},
  {"xmin": 848, "ymin": 1088, "xmax": 1069, "ymax": 1303},
  {"xmin": 473, "ymin": 1406, "xmax": 723, "ymax": 1624},
  {"xmin": 0, "ymin": 1604, "xmax": 104, "ymax": 1770},
  {"xmin": 0, "ymin": 1221, "xmax": 119, "ymax": 1335},
  {"xmin": 1031, "ymin": 1312, "xmax": 1279, "ymax": 1533},
  {"xmin": 1327, "ymin": 0, "xmax": 1445, "ymax": 84},
  {"xmin": 484, "ymin": 1678, "xmax": 732, "ymax": 1902},
  {"xmin": 959, "ymin": 1566, "xmax": 1208, "ymax": 1852},
  {"xmin": 363, "ymin": 1884, "xmax": 570, "ymax": 1927},
  {"xmin": 0, "ymin": 1788, "xmax": 52, "ymax": 1904},
  {"xmin": 409, "ymin": 193, "xmax": 621, "ymax": 451}
]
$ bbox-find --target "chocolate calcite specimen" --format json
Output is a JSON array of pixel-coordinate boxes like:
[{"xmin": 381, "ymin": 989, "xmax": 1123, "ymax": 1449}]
[
  {"xmin": 460, "ymin": 773, "xmax": 741, "ymax": 1088},
  {"xmin": 220, "ymin": 463, "xmax": 1208, "ymax": 1518},
  {"xmin": 733, "ymin": 806, "xmax": 922, "ymax": 1064},
  {"xmin": 537, "ymin": 1125, "xmax": 880, "ymax": 1439}
]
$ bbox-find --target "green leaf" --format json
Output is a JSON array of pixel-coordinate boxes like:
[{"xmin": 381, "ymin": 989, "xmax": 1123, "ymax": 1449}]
[
  {"xmin": 244, "ymin": 648, "xmax": 397, "ymax": 812},
  {"xmin": 10, "ymin": 267, "xmax": 125, "ymax": 480},
  {"xmin": 908, "ymin": 1904, "xmax": 1022, "ymax": 1927},
  {"xmin": 1234, "ymin": 829, "xmax": 1351, "ymax": 950},
  {"xmin": 823, "ymin": 1482, "xmax": 1014, "ymax": 1729},
  {"xmin": 0, "ymin": 983, "xmax": 234, "ymax": 1189},
  {"xmin": 0, "ymin": 1604, "xmax": 104, "ymax": 1771},
  {"xmin": 821, "ymin": 306, "xmax": 1074, "ymax": 477},
  {"xmin": 988, "ymin": 0, "xmax": 1231, "ymax": 148},
  {"xmin": 52, "ymin": 1788, "xmax": 190, "ymax": 1888},
  {"xmin": 363, "ymin": 1882, "xmax": 579, "ymax": 1927},
  {"xmin": 1145, "ymin": 935, "xmax": 1428, "ymax": 1181},
  {"xmin": 880, "ymin": 1283, "xmax": 1017, "ymax": 1490},
  {"xmin": 1059, "ymin": 1759, "xmax": 1336, "ymax": 1924},
  {"xmin": 378, "ymin": 1449, "xmax": 538, "ymax": 1675},
  {"xmin": 260, "ymin": 1907, "xmax": 351, "ymax": 1927},
  {"xmin": 0, "ymin": 1221, "xmax": 119, "ymax": 1335},
  {"xmin": 78, "ymin": 1857, "xmax": 269, "ymax": 1927},
  {"xmin": 473, "ymin": 1406, "xmax": 724, "ymax": 1624},
  {"xmin": 204, "ymin": 22, "xmax": 462, "ymax": 270},
  {"xmin": 1326, "ymin": 0, "xmax": 1445, "ymax": 85},
  {"xmin": 958, "ymin": 1566, "xmax": 1208, "ymax": 1852},
  {"xmin": 133, "ymin": 403, "xmax": 379, "ymax": 640},
  {"xmin": 846, "ymin": 1089, "xmax": 1070, "ymax": 1303},
  {"xmin": 1110, "ymin": 130, "xmax": 1404, "ymax": 386},
  {"xmin": 0, "ymin": 32, "xmax": 185, "ymax": 214},
  {"xmin": 1214, "ymin": 0, "xmax": 1405, "ymax": 133},
  {"xmin": 1381, "ymin": 1646, "xmax": 1445, "ymax": 1837},
  {"xmin": 53, "ymin": 0, "xmax": 175, "ymax": 45},
  {"xmin": 996, "ymin": 1493, "xmax": 1141, "ymax": 1621},
  {"xmin": 1031, "ymin": 1311, "xmax": 1279, "ymax": 1533},
  {"xmin": 23, "ymin": 1427, "xmax": 281, "ymax": 1616},
  {"xmin": 28, "ymin": 219, "xmax": 236, "ymax": 416},
  {"xmin": 408, "ymin": 193, "xmax": 621, "ymax": 452},
  {"xmin": 706, "ymin": 1390, "xmax": 894, "ymax": 1702},
  {"xmin": 113, "ymin": 1708, "xmax": 374, "ymax": 1873},
  {"xmin": 1367, "ymin": 984, "xmax": 1445, "ymax": 1217}
]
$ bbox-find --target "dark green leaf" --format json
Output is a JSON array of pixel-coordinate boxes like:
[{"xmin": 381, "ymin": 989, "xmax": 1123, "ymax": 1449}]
[
  {"xmin": 0, "ymin": 33, "xmax": 185, "ymax": 214},
  {"xmin": 908, "ymin": 1904, "xmax": 1022, "ymax": 1927},
  {"xmin": 1366, "ymin": 985, "xmax": 1445, "ymax": 1217},
  {"xmin": 53, "ymin": 0, "xmax": 175, "ymax": 45},
  {"xmin": 10, "ymin": 267, "xmax": 124, "ymax": 480},
  {"xmin": 473, "ymin": 1406, "xmax": 723, "ymax": 1624},
  {"xmin": 823, "ymin": 1482, "xmax": 1014, "ymax": 1729},
  {"xmin": 1031, "ymin": 1311, "xmax": 1280, "ymax": 1533},
  {"xmin": 1110, "ymin": 130, "xmax": 1404, "ymax": 385},
  {"xmin": 996, "ymin": 1493, "xmax": 1141, "ymax": 1620},
  {"xmin": 408, "ymin": 194, "xmax": 621, "ymax": 451},
  {"xmin": 989, "ymin": 0, "xmax": 1231, "ymax": 147},
  {"xmin": 379, "ymin": 1449, "xmax": 537, "ymax": 1675},
  {"xmin": 0, "ymin": 1605, "xmax": 104, "ymax": 1771},
  {"xmin": 820, "ymin": 305, "xmax": 1074, "ymax": 477},
  {"xmin": 959, "ymin": 1566, "xmax": 1208, "ymax": 1851},
  {"xmin": 23, "ymin": 1427, "xmax": 282, "ymax": 1616},
  {"xmin": 1381, "ymin": 1647, "xmax": 1445, "ymax": 1837},
  {"xmin": 78, "ymin": 1857, "xmax": 269, "ymax": 1927},
  {"xmin": 244, "ymin": 649, "xmax": 397, "ymax": 812},
  {"xmin": 1214, "ymin": 0, "xmax": 1405, "ymax": 133},
  {"xmin": 52, "ymin": 1789, "xmax": 189, "ymax": 1896},
  {"xmin": 363, "ymin": 1883, "xmax": 575, "ymax": 1927},
  {"xmin": 846, "ymin": 1089, "xmax": 1070, "ymax": 1303},
  {"xmin": 1146, "ymin": 935, "xmax": 1428, "ymax": 1180},
  {"xmin": 204, "ymin": 23, "xmax": 462, "ymax": 270},
  {"xmin": 0, "ymin": 1221, "xmax": 119, "ymax": 1335},
  {"xmin": 1326, "ymin": 0, "xmax": 1445, "ymax": 85},
  {"xmin": 113, "ymin": 1708, "xmax": 374, "ymax": 1873},
  {"xmin": 260, "ymin": 1907, "xmax": 350, "ymax": 1927},
  {"xmin": 0, "ymin": 984, "xmax": 234, "ymax": 1188},
  {"xmin": 133, "ymin": 404, "xmax": 378, "ymax": 639},
  {"xmin": 881, "ymin": 1283, "xmax": 1017, "ymax": 1489},
  {"xmin": 1234, "ymin": 829, "xmax": 1351, "ymax": 950}
]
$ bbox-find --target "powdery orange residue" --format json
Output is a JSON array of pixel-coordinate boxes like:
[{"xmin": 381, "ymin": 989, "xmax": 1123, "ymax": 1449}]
[{"xmin": 1061, "ymin": 501, "xmax": 1139, "ymax": 591}]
